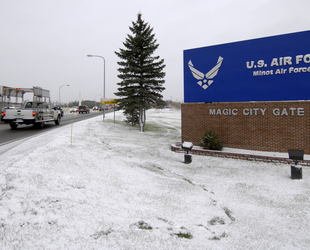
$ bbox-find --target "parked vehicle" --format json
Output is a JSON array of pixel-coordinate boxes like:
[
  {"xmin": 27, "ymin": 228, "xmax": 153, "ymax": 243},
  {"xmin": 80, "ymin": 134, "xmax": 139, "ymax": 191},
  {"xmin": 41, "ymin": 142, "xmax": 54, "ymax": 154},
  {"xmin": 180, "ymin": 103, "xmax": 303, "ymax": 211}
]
[
  {"xmin": 2, "ymin": 87, "xmax": 61, "ymax": 129},
  {"xmin": 78, "ymin": 105, "xmax": 90, "ymax": 114},
  {"xmin": 70, "ymin": 106, "xmax": 78, "ymax": 113}
]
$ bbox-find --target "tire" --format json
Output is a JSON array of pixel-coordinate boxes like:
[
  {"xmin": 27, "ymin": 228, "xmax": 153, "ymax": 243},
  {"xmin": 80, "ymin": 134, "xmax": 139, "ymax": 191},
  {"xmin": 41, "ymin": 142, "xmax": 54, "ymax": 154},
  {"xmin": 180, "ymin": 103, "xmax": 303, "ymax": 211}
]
[
  {"xmin": 35, "ymin": 122, "xmax": 44, "ymax": 128},
  {"xmin": 55, "ymin": 115, "xmax": 60, "ymax": 125},
  {"xmin": 10, "ymin": 123, "xmax": 18, "ymax": 129}
]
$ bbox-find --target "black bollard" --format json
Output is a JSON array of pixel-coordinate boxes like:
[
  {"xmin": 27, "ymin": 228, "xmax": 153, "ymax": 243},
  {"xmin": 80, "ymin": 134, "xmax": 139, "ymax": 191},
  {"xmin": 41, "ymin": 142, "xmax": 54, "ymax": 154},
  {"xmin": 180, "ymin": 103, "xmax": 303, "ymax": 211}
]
[
  {"xmin": 182, "ymin": 142, "xmax": 193, "ymax": 164},
  {"xmin": 184, "ymin": 154, "xmax": 192, "ymax": 164},
  {"xmin": 288, "ymin": 149, "xmax": 304, "ymax": 180},
  {"xmin": 291, "ymin": 165, "xmax": 302, "ymax": 179}
]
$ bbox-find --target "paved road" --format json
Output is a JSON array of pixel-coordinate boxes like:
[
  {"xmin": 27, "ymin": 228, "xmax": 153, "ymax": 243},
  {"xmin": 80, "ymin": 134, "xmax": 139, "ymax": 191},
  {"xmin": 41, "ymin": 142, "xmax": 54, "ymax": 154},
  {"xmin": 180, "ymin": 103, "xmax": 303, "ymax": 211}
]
[{"xmin": 0, "ymin": 110, "xmax": 113, "ymax": 146}]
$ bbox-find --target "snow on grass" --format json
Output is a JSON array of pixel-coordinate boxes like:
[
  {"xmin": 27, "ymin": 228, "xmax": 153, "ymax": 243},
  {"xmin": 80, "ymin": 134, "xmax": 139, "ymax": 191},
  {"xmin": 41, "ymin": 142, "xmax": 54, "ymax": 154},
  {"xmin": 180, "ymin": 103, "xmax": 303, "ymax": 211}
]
[{"xmin": 0, "ymin": 108, "xmax": 309, "ymax": 249}]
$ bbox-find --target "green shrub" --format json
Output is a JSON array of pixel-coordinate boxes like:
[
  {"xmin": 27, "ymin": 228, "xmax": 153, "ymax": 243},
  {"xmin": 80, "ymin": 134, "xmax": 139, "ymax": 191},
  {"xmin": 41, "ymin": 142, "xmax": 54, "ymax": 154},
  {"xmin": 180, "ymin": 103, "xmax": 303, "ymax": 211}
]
[{"xmin": 199, "ymin": 128, "xmax": 224, "ymax": 150}]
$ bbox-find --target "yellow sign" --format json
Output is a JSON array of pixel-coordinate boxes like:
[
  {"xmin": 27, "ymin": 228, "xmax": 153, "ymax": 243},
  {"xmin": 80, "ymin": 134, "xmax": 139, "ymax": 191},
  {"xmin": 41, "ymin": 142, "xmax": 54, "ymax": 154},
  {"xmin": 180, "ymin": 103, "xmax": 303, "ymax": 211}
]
[{"xmin": 101, "ymin": 98, "xmax": 118, "ymax": 105}]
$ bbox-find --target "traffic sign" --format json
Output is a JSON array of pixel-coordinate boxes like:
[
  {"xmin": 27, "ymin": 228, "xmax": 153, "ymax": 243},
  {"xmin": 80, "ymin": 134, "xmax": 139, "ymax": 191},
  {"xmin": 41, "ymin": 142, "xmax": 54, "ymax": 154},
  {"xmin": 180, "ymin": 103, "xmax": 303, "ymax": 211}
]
[{"xmin": 101, "ymin": 98, "xmax": 118, "ymax": 105}]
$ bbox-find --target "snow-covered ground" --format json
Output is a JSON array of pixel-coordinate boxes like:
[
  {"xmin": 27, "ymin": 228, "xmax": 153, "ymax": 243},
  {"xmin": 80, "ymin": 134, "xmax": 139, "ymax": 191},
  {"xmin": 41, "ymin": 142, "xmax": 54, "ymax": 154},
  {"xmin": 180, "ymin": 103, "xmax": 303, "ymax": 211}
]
[{"xmin": 0, "ymin": 109, "xmax": 309, "ymax": 250}]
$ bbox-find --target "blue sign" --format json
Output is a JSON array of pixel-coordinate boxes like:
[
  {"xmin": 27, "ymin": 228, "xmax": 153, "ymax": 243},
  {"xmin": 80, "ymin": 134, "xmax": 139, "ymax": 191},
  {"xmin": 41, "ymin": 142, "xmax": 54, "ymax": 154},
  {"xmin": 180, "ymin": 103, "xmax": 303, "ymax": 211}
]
[{"xmin": 184, "ymin": 30, "xmax": 310, "ymax": 103}]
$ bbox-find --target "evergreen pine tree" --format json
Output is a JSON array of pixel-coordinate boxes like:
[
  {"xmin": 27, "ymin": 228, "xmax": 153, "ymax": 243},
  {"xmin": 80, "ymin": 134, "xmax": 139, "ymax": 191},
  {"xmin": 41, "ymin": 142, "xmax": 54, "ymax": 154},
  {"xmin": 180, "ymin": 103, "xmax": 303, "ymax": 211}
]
[{"xmin": 115, "ymin": 13, "xmax": 166, "ymax": 132}]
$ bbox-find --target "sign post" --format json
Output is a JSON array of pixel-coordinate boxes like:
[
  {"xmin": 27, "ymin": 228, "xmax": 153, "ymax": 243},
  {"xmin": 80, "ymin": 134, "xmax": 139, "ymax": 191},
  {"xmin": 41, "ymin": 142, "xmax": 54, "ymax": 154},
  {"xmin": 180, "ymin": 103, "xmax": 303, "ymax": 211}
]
[{"xmin": 101, "ymin": 98, "xmax": 118, "ymax": 123}]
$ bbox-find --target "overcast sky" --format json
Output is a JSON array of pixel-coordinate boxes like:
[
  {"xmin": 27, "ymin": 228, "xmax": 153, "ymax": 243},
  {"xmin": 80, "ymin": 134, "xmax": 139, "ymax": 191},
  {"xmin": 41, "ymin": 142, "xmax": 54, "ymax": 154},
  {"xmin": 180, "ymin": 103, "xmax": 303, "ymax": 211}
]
[{"xmin": 1, "ymin": 0, "xmax": 310, "ymax": 104}]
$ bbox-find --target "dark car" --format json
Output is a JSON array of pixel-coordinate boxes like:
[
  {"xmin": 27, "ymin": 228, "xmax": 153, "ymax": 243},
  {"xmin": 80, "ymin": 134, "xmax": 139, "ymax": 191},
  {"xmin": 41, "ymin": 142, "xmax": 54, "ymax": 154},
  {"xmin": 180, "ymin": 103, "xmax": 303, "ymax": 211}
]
[
  {"xmin": 78, "ymin": 105, "xmax": 90, "ymax": 114},
  {"xmin": 54, "ymin": 106, "xmax": 64, "ymax": 117}
]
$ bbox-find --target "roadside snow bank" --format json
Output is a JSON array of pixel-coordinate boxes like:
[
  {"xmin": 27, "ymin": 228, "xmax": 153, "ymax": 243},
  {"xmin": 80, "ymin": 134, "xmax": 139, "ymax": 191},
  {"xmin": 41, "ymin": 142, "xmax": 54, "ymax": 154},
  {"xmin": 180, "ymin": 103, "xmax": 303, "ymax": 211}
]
[{"xmin": 0, "ymin": 109, "xmax": 309, "ymax": 249}]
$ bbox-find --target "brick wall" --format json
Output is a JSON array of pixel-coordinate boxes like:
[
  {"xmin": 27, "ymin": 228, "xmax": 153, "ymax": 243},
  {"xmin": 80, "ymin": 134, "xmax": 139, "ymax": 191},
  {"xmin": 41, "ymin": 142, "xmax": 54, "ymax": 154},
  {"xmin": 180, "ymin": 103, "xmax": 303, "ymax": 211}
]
[{"xmin": 181, "ymin": 101, "xmax": 310, "ymax": 154}]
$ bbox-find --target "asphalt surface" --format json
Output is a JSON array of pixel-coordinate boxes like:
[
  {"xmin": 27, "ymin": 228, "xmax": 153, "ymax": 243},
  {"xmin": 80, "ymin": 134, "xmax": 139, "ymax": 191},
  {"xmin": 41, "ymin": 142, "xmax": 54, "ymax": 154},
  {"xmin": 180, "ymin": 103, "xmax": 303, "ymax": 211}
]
[{"xmin": 0, "ymin": 109, "xmax": 113, "ymax": 146}]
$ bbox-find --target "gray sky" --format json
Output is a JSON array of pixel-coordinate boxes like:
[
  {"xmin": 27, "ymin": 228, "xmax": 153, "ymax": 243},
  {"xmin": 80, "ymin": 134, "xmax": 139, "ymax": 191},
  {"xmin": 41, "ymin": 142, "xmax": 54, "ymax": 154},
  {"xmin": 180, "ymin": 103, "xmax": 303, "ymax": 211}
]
[{"xmin": 1, "ymin": 0, "xmax": 310, "ymax": 104}]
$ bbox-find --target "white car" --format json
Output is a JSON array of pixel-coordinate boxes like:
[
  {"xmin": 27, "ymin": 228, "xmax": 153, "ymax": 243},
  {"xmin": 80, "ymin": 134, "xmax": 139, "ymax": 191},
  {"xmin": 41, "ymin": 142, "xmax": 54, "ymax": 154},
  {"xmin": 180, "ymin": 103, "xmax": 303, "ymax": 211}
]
[{"xmin": 70, "ymin": 106, "xmax": 78, "ymax": 113}]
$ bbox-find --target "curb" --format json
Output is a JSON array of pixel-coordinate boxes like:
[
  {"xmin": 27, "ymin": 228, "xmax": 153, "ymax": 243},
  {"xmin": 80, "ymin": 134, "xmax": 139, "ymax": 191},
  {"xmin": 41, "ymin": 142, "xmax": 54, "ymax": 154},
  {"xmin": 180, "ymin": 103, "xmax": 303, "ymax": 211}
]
[{"xmin": 171, "ymin": 143, "xmax": 310, "ymax": 166}]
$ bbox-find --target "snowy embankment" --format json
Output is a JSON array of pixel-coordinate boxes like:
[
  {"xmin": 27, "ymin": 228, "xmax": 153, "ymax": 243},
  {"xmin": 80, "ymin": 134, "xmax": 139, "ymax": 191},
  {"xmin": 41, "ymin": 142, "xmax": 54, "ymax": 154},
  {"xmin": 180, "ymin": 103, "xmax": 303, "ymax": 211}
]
[{"xmin": 0, "ymin": 109, "xmax": 309, "ymax": 249}]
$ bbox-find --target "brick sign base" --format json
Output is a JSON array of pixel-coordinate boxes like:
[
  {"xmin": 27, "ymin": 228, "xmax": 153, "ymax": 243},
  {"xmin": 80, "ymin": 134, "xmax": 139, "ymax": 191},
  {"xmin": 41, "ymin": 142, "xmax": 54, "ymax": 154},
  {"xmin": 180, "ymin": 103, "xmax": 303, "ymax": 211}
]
[{"xmin": 181, "ymin": 101, "xmax": 310, "ymax": 154}]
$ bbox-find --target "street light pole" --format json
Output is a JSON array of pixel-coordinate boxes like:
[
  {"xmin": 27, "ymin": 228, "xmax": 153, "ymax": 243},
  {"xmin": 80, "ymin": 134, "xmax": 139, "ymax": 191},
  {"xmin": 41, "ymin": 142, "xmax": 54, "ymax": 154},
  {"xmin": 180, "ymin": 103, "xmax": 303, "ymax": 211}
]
[
  {"xmin": 59, "ymin": 84, "xmax": 70, "ymax": 106},
  {"xmin": 87, "ymin": 54, "xmax": 105, "ymax": 121}
]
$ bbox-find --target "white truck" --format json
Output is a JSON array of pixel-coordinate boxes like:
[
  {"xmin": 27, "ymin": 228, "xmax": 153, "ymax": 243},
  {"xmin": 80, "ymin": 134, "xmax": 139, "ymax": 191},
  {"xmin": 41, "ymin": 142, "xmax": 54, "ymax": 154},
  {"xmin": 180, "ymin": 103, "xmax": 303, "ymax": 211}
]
[
  {"xmin": 2, "ymin": 86, "xmax": 61, "ymax": 129},
  {"xmin": 1, "ymin": 85, "xmax": 23, "ymax": 121}
]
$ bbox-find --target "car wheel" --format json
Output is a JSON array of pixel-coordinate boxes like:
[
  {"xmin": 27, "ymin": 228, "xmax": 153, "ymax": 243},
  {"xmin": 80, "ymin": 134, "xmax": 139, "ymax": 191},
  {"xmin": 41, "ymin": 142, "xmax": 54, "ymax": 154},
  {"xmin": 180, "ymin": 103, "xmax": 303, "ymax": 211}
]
[
  {"xmin": 10, "ymin": 123, "xmax": 18, "ymax": 129},
  {"xmin": 55, "ymin": 115, "xmax": 60, "ymax": 125},
  {"xmin": 34, "ymin": 121, "xmax": 44, "ymax": 128}
]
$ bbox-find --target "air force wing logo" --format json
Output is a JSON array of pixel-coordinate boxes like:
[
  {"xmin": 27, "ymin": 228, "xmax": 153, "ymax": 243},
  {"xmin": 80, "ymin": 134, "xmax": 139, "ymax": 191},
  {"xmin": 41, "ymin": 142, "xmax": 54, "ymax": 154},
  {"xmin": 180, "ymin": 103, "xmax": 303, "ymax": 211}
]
[{"xmin": 188, "ymin": 56, "xmax": 223, "ymax": 90}]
